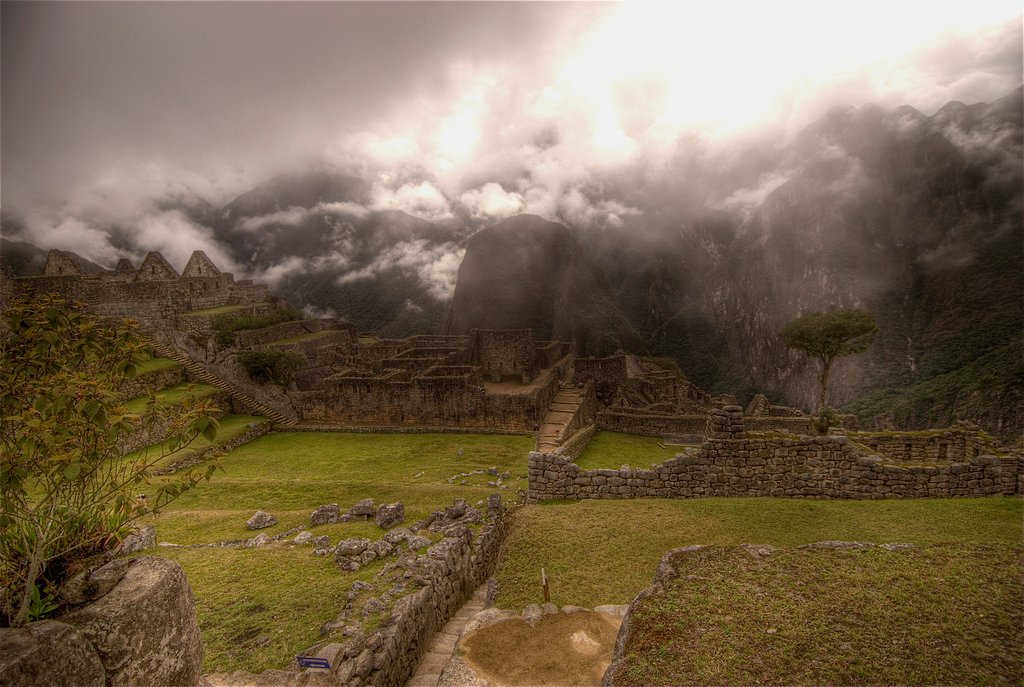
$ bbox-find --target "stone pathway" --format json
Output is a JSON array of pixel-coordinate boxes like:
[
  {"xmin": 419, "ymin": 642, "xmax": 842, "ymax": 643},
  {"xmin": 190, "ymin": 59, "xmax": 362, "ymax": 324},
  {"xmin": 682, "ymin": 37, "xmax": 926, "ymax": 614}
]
[
  {"xmin": 537, "ymin": 384, "xmax": 586, "ymax": 452},
  {"xmin": 405, "ymin": 584, "xmax": 488, "ymax": 687}
]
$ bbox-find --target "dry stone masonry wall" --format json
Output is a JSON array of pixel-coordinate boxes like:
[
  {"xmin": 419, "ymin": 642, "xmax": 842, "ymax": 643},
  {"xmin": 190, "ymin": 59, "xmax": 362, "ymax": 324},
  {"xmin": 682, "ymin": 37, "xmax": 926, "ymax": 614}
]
[{"xmin": 530, "ymin": 407, "xmax": 1022, "ymax": 501}]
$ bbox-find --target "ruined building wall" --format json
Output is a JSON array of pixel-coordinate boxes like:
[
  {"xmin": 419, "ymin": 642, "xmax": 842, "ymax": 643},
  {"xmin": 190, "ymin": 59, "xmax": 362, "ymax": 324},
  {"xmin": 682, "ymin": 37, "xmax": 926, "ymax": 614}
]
[
  {"xmin": 529, "ymin": 408, "xmax": 1021, "ymax": 501},
  {"xmin": 471, "ymin": 329, "xmax": 537, "ymax": 382}
]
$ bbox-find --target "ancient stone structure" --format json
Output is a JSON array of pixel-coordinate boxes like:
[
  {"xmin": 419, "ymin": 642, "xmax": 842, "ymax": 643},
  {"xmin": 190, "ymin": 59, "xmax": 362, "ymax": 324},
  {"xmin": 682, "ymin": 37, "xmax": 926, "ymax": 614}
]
[
  {"xmin": 529, "ymin": 407, "xmax": 1022, "ymax": 501},
  {"xmin": 0, "ymin": 557, "xmax": 203, "ymax": 687},
  {"xmin": 0, "ymin": 249, "xmax": 849, "ymax": 439}
]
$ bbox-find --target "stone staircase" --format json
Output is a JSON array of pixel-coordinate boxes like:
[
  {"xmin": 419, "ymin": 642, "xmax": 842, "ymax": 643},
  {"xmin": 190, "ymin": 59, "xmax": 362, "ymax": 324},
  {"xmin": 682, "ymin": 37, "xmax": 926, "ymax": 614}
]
[
  {"xmin": 149, "ymin": 343, "xmax": 298, "ymax": 427},
  {"xmin": 405, "ymin": 584, "xmax": 488, "ymax": 687},
  {"xmin": 537, "ymin": 383, "xmax": 587, "ymax": 452}
]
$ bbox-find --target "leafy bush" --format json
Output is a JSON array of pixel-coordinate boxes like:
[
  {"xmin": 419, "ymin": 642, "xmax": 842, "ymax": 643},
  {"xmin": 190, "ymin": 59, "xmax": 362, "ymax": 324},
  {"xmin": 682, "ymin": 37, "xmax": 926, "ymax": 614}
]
[
  {"xmin": 0, "ymin": 295, "xmax": 220, "ymax": 627},
  {"xmin": 237, "ymin": 349, "xmax": 307, "ymax": 385}
]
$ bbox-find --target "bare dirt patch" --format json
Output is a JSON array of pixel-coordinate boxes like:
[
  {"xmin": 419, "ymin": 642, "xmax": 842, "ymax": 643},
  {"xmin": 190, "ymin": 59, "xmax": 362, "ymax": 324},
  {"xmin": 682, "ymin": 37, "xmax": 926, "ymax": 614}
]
[{"xmin": 460, "ymin": 611, "xmax": 621, "ymax": 686}]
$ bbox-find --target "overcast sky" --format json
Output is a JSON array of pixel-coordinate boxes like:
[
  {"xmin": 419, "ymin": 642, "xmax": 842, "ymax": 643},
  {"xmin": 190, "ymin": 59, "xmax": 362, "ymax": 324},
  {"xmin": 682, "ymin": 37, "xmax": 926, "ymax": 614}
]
[{"xmin": 1, "ymin": 1, "xmax": 1021, "ymax": 252}]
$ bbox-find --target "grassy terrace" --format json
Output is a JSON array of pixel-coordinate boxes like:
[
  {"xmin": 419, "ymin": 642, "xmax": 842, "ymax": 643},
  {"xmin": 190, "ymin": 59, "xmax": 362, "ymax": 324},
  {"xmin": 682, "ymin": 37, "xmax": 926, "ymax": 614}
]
[
  {"xmin": 269, "ymin": 329, "xmax": 343, "ymax": 345},
  {"xmin": 495, "ymin": 497, "xmax": 1024, "ymax": 609},
  {"xmin": 142, "ymin": 432, "xmax": 533, "ymax": 672},
  {"xmin": 181, "ymin": 303, "xmax": 272, "ymax": 317},
  {"xmin": 575, "ymin": 431, "xmax": 678, "ymax": 470},
  {"xmin": 134, "ymin": 356, "xmax": 180, "ymax": 375},
  {"xmin": 122, "ymin": 382, "xmax": 220, "ymax": 413},
  {"xmin": 129, "ymin": 415, "xmax": 268, "ymax": 470},
  {"xmin": 615, "ymin": 543, "xmax": 1023, "ymax": 686}
]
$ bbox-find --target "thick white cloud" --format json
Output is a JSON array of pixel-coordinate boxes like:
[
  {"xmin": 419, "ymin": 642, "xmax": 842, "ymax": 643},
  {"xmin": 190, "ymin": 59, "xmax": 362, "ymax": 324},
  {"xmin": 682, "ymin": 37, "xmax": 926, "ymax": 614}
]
[
  {"xmin": 459, "ymin": 183, "xmax": 524, "ymax": 220},
  {"xmin": 337, "ymin": 239, "xmax": 465, "ymax": 300}
]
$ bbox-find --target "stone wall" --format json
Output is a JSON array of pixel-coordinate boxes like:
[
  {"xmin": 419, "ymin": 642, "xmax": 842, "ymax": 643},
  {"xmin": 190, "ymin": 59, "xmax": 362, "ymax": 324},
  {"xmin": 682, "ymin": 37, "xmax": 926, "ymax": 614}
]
[
  {"xmin": 529, "ymin": 408, "xmax": 1021, "ymax": 501},
  {"xmin": 844, "ymin": 428, "xmax": 992, "ymax": 463},
  {"xmin": 597, "ymin": 408, "xmax": 814, "ymax": 438},
  {"xmin": 310, "ymin": 499, "xmax": 508, "ymax": 686},
  {"xmin": 470, "ymin": 329, "xmax": 537, "ymax": 383},
  {"xmin": 575, "ymin": 355, "xmax": 629, "ymax": 387},
  {"xmin": 0, "ymin": 557, "xmax": 203, "ymax": 687}
]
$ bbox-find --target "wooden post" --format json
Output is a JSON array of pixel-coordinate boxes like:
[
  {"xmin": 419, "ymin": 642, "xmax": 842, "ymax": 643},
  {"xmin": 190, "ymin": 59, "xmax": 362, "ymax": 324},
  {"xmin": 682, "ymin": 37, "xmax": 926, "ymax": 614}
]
[{"xmin": 541, "ymin": 566, "xmax": 550, "ymax": 603}]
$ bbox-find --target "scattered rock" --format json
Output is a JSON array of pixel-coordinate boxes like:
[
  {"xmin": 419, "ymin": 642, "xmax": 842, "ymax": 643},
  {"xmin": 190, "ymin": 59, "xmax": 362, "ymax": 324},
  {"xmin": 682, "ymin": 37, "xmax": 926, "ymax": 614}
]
[
  {"xmin": 384, "ymin": 528, "xmax": 412, "ymax": 546},
  {"xmin": 445, "ymin": 499, "xmax": 468, "ymax": 519},
  {"xmin": 335, "ymin": 556, "xmax": 360, "ymax": 572},
  {"xmin": 335, "ymin": 538, "xmax": 371, "ymax": 557},
  {"xmin": 120, "ymin": 525, "xmax": 156, "ymax": 554},
  {"xmin": 522, "ymin": 604, "xmax": 543, "ymax": 627},
  {"xmin": 246, "ymin": 511, "xmax": 277, "ymax": 530},
  {"xmin": 463, "ymin": 607, "xmax": 517, "ymax": 635},
  {"xmin": 293, "ymin": 531, "xmax": 314, "ymax": 545},
  {"xmin": 348, "ymin": 498, "xmax": 376, "ymax": 519},
  {"xmin": 561, "ymin": 605, "xmax": 590, "ymax": 614},
  {"xmin": 245, "ymin": 533, "xmax": 271, "ymax": 548},
  {"xmin": 358, "ymin": 549, "xmax": 378, "ymax": 565},
  {"xmin": 310, "ymin": 504, "xmax": 340, "ymax": 527},
  {"xmin": 542, "ymin": 602, "xmax": 559, "ymax": 615},
  {"xmin": 312, "ymin": 535, "xmax": 331, "ymax": 555},
  {"xmin": 0, "ymin": 619, "xmax": 106, "ymax": 687},
  {"xmin": 406, "ymin": 535, "xmax": 431, "ymax": 551},
  {"xmin": 570, "ymin": 630, "xmax": 601, "ymax": 654},
  {"xmin": 372, "ymin": 540, "xmax": 395, "ymax": 558},
  {"xmin": 375, "ymin": 502, "xmax": 405, "ymax": 529}
]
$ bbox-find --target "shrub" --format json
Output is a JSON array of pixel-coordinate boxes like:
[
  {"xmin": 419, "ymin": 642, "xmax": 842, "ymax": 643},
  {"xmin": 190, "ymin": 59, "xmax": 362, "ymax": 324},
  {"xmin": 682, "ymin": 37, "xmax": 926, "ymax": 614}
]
[
  {"xmin": 0, "ymin": 295, "xmax": 220, "ymax": 627},
  {"xmin": 237, "ymin": 349, "xmax": 307, "ymax": 385}
]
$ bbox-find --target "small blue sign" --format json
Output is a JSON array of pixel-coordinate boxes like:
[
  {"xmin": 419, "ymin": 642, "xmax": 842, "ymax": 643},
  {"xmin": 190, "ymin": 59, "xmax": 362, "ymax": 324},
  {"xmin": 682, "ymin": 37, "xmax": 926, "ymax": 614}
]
[{"xmin": 296, "ymin": 656, "xmax": 331, "ymax": 670}]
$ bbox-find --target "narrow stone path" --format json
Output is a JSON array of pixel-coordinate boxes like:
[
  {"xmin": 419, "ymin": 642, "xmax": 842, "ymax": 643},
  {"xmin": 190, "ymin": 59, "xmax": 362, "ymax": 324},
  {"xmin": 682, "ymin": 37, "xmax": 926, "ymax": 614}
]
[
  {"xmin": 405, "ymin": 584, "xmax": 488, "ymax": 687},
  {"xmin": 537, "ymin": 384, "xmax": 585, "ymax": 452}
]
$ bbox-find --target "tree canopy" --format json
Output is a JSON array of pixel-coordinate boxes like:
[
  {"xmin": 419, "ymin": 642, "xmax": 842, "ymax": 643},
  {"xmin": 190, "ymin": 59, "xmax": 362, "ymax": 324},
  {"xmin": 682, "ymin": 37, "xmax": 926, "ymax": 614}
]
[{"xmin": 779, "ymin": 308, "xmax": 879, "ymax": 414}]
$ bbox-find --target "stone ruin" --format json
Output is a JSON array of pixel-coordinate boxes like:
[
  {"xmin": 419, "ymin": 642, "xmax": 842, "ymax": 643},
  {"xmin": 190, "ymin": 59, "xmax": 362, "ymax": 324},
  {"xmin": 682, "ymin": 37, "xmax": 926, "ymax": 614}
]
[{"xmin": 0, "ymin": 248, "xmax": 858, "ymax": 441}]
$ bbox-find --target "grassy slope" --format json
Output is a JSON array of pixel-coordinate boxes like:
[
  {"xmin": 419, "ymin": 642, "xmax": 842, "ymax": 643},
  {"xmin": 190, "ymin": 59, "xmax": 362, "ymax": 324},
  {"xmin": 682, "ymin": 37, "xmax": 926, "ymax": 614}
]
[
  {"xmin": 141, "ymin": 432, "xmax": 532, "ymax": 672},
  {"xmin": 616, "ymin": 544, "xmax": 1023, "ymax": 686},
  {"xmin": 122, "ymin": 382, "xmax": 220, "ymax": 413},
  {"xmin": 134, "ymin": 356, "xmax": 180, "ymax": 374},
  {"xmin": 496, "ymin": 497, "xmax": 1024, "ymax": 609}
]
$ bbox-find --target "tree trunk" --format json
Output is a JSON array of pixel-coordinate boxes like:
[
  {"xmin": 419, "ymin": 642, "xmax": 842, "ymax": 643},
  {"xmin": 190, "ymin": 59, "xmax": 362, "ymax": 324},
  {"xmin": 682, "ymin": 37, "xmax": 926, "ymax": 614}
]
[
  {"xmin": 819, "ymin": 358, "xmax": 833, "ymax": 412},
  {"xmin": 12, "ymin": 520, "xmax": 47, "ymax": 628}
]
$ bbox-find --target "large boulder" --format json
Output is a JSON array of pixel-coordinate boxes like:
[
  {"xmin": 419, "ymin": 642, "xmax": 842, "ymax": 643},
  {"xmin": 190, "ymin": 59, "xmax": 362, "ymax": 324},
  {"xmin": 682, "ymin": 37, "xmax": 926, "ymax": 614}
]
[
  {"xmin": 375, "ymin": 502, "xmax": 405, "ymax": 529},
  {"xmin": 310, "ymin": 504, "xmax": 340, "ymax": 527},
  {"xmin": 62, "ymin": 556, "xmax": 203, "ymax": 687},
  {"xmin": 0, "ymin": 619, "xmax": 106, "ymax": 687}
]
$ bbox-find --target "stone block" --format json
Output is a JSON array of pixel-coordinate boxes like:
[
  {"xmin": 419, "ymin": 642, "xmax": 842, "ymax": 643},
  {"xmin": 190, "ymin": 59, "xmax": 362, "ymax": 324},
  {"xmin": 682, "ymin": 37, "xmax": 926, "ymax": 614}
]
[{"xmin": 0, "ymin": 620, "xmax": 105, "ymax": 687}]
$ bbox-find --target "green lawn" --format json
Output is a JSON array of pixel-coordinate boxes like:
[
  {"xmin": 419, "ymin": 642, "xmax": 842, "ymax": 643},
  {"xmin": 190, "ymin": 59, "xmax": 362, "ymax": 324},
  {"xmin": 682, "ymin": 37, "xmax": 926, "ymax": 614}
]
[
  {"xmin": 496, "ymin": 497, "xmax": 1024, "ymax": 609},
  {"xmin": 575, "ymin": 431, "xmax": 678, "ymax": 470},
  {"xmin": 141, "ymin": 431, "xmax": 532, "ymax": 672}
]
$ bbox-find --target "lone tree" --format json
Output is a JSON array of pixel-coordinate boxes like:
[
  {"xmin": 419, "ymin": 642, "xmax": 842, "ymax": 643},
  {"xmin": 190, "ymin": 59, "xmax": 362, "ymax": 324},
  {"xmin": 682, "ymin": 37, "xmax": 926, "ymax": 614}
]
[
  {"xmin": 778, "ymin": 308, "xmax": 878, "ymax": 412},
  {"xmin": 0, "ymin": 294, "xmax": 219, "ymax": 627}
]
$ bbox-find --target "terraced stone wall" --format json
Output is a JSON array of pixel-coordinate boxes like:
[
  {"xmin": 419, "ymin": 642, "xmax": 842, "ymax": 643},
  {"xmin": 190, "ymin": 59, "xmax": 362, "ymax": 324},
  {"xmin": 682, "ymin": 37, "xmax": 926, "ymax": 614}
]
[{"xmin": 529, "ymin": 409, "xmax": 1022, "ymax": 501}]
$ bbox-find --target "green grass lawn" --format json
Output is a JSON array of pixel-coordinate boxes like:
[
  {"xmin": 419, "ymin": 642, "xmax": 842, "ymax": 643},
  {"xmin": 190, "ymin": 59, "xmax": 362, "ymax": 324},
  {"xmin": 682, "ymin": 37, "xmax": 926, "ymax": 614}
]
[
  {"xmin": 134, "ymin": 356, "xmax": 180, "ymax": 374},
  {"xmin": 496, "ymin": 497, "xmax": 1024, "ymax": 609},
  {"xmin": 575, "ymin": 431, "xmax": 678, "ymax": 470},
  {"xmin": 615, "ymin": 543, "xmax": 1023, "ymax": 686},
  {"xmin": 122, "ymin": 382, "xmax": 221, "ymax": 414},
  {"xmin": 140, "ymin": 431, "xmax": 532, "ymax": 672}
]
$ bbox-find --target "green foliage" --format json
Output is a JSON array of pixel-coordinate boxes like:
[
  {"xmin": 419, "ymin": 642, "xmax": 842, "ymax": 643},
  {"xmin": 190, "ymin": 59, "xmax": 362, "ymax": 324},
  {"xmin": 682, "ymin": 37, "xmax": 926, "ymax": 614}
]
[
  {"xmin": 812, "ymin": 405, "xmax": 841, "ymax": 435},
  {"xmin": 210, "ymin": 308, "xmax": 301, "ymax": 348},
  {"xmin": 779, "ymin": 308, "xmax": 878, "ymax": 410},
  {"xmin": 236, "ymin": 349, "xmax": 307, "ymax": 385},
  {"xmin": 0, "ymin": 295, "xmax": 220, "ymax": 627}
]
